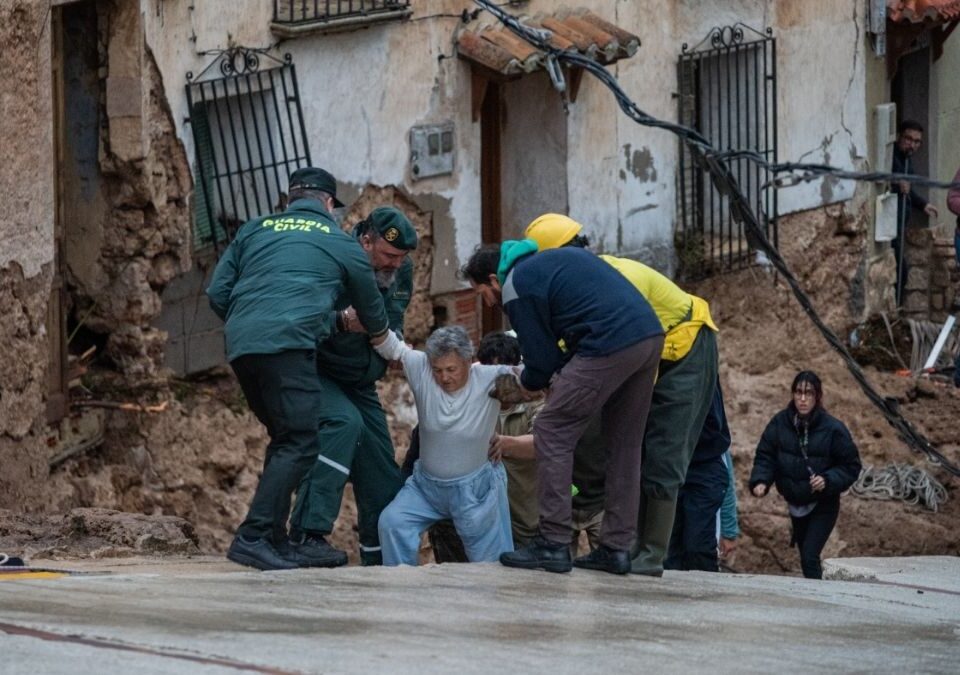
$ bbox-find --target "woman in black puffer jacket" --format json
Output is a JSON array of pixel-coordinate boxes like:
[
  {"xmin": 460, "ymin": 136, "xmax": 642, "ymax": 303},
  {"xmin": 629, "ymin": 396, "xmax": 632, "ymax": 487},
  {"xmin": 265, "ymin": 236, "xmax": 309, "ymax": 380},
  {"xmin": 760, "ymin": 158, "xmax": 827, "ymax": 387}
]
[{"xmin": 749, "ymin": 371, "xmax": 862, "ymax": 579}]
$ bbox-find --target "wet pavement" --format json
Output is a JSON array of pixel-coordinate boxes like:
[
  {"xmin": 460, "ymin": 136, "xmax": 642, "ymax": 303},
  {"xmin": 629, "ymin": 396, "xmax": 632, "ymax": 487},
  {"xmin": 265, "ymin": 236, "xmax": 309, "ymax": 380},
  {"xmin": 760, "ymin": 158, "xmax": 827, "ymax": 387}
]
[{"xmin": 0, "ymin": 556, "xmax": 958, "ymax": 673}]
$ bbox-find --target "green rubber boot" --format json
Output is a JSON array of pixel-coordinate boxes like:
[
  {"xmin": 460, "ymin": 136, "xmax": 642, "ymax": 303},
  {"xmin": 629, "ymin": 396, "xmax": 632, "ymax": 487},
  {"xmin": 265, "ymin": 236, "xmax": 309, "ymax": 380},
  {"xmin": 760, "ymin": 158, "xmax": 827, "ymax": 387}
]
[{"xmin": 629, "ymin": 495, "xmax": 677, "ymax": 577}]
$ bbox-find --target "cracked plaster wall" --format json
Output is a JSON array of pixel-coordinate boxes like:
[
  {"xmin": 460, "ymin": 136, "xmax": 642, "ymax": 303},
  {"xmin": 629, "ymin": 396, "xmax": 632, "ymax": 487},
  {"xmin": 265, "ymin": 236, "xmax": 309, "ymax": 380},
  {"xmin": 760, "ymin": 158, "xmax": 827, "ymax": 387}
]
[
  {"xmin": 143, "ymin": 0, "xmax": 688, "ymax": 290},
  {"xmin": 676, "ymin": 1, "xmax": 867, "ymax": 217},
  {"xmin": 142, "ymin": 0, "xmax": 872, "ymax": 296}
]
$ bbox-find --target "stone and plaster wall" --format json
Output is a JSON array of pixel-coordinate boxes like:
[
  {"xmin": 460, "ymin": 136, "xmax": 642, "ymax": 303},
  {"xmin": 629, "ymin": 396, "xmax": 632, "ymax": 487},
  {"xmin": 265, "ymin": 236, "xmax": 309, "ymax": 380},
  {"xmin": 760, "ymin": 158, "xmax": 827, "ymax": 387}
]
[
  {"xmin": 66, "ymin": 0, "xmax": 192, "ymax": 379},
  {"xmin": 900, "ymin": 229, "xmax": 958, "ymax": 320},
  {"xmin": 861, "ymin": 19, "xmax": 960, "ymax": 319},
  {"xmin": 0, "ymin": 0, "xmax": 56, "ymax": 509},
  {"xmin": 1, "ymin": 0, "xmax": 191, "ymax": 508},
  {"xmin": 926, "ymin": 20, "xmax": 960, "ymax": 321}
]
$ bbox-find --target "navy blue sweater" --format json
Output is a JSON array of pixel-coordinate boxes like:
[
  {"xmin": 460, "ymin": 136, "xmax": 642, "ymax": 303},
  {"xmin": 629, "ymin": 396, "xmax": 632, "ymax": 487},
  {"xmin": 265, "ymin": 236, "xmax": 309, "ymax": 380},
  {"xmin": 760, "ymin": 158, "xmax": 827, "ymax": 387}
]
[
  {"xmin": 502, "ymin": 247, "xmax": 663, "ymax": 390},
  {"xmin": 690, "ymin": 382, "xmax": 731, "ymax": 464}
]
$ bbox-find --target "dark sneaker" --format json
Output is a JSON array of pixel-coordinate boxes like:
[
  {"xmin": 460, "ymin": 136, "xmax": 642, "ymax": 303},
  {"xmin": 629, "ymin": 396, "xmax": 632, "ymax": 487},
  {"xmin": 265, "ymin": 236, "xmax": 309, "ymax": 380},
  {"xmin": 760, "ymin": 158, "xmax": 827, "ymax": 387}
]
[
  {"xmin": 574, "ymin": 545, "xmax": 631, "ymax": 575},
  {"xmin": 283, "ymin": 535, "xmax": 348, "ymax": 568},
  {"xmin": 227, "ymin": 535, "xmax": 297, "ymax": 571},
  {"xmin": 500, "ymin": 535, "xmax": 572, "ymax": 573}
]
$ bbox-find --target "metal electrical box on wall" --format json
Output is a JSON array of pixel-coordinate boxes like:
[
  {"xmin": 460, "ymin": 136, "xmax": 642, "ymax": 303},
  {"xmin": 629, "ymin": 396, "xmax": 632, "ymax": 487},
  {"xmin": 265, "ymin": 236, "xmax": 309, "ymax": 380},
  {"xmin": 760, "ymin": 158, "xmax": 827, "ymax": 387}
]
[
  {"xmin": 874, "ymin": 103, "xmax": 896, "ymax": 174},
  {"xmin": 409, "ymin": 123, "xmax": 454, "ymax": 181}
]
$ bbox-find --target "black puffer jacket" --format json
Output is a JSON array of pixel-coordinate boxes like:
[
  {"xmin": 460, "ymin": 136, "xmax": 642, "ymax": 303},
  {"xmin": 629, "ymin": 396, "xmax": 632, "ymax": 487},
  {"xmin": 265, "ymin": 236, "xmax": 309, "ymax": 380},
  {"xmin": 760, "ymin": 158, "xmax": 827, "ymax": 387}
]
[{"xmin": 749, "ymin": 406, "xmax": 862, "ymax": 506}]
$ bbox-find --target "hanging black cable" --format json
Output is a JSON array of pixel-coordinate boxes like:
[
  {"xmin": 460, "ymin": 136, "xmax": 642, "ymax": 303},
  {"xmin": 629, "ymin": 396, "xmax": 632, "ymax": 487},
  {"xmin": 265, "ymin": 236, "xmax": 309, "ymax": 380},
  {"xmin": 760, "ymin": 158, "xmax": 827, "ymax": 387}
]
[{"xmin": 473, "ymin": 0, "xmax": 960, "ymax": 478}]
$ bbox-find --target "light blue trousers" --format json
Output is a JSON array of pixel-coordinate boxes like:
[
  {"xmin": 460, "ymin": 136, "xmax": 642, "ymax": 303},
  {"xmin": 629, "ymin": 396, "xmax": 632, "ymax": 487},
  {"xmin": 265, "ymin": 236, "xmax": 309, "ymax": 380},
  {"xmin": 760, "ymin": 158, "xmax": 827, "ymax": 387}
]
[{"xmin": 379, "ymin": 461, "xmax": 513, "ymax": 566}]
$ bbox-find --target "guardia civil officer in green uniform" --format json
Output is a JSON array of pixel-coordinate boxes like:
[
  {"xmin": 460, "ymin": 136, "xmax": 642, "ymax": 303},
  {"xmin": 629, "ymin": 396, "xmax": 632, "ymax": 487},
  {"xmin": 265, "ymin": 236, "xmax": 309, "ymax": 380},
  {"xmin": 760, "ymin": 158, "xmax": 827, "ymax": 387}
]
[
  {"xmin": 207, "ymin": 167, "xmax": 391, "ymax": 571},
  {"xmin": 287, "ymin": 207, "xmax": 418, "ymax": 567}
]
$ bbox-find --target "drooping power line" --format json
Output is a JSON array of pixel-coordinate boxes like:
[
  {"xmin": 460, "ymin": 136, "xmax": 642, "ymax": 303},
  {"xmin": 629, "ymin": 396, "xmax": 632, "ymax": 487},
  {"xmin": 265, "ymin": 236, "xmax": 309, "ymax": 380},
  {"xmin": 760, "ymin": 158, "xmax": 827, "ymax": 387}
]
[{"xmin": 472, "ymin": 0, "xmax": 960, "ymax": 478}]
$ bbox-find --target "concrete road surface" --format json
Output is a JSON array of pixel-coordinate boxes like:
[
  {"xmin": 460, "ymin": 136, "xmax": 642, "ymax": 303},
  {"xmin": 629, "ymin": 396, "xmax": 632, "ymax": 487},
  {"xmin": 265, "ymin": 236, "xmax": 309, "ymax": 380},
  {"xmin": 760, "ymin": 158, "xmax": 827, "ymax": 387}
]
[{"xmin": 1, "ymin": 556, "xmax": 958, "ymax": 674}]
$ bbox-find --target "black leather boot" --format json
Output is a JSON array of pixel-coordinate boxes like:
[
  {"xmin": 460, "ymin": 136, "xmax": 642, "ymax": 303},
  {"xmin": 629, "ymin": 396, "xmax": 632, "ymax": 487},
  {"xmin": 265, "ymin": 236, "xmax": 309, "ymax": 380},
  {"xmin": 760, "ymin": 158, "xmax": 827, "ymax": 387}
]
[
  {"xmin": 282, "ymin": 534, "xmax": 348, "ymax": 568},
  {"xmin": 574, "ymin": 545, "xmax": 631, "ymax": 575},
  {"xmin": 500, "ymin": 535, "xmax": 572, "ymax": 573},
  {"xmin": 227, "ymin": 535, "xmax": 298, "ymax": 571}
]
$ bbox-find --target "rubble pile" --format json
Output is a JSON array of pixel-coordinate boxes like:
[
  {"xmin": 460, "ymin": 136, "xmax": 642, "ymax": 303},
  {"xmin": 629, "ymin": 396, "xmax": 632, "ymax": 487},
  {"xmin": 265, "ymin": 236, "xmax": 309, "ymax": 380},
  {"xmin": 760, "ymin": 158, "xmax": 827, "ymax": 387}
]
[{"xmin": 0, "ymin": 507, "xmax": 199, "ymax": 560}]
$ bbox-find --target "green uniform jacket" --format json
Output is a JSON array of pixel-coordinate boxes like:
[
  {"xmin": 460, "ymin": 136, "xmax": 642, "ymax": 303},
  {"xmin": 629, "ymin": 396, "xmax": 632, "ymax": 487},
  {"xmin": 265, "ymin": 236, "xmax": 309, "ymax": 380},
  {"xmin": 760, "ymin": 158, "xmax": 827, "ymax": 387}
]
[
  {"xmin": 207, "ymin": 199, "xmax": 388, "ymax": 361},
  {"xmin": 316, "ymin": 254, "xmax": 413, "ymax": 387}
]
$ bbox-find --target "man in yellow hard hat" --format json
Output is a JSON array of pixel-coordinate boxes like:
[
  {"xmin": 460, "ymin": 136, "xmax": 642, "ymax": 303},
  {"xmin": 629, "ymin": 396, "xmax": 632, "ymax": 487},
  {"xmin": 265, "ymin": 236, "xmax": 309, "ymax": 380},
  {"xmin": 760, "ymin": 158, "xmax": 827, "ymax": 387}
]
[{"xmin": 525, "ymin": 213, "xmax": 719, "ymax": 577}]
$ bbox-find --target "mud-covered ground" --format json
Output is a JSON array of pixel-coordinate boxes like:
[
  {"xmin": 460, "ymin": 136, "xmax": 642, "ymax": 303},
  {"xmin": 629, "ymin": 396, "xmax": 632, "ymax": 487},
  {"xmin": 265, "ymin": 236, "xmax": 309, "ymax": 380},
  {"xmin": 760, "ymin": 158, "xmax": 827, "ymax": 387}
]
[
  {"xmin": 689, "ymin": 209, "xmax": 960, "ymax": 574},
  {"xmin": 3, "ymin": 209, "xmax": 958, "ymax": 575}
]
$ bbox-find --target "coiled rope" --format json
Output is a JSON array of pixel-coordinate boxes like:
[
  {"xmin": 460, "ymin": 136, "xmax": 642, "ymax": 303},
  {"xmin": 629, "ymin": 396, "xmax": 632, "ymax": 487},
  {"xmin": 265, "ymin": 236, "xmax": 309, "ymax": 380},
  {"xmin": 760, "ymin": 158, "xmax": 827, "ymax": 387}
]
[{"xmin": 852, "ymin": 464, "xmax": 948, "ymax": 512}]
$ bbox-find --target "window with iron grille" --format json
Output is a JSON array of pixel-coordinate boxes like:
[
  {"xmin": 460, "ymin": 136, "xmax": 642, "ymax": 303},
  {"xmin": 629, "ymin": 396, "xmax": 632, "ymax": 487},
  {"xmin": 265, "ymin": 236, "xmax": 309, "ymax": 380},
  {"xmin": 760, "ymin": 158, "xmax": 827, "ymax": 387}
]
[
  {"xmin": 272, "ymin": 0, "xmax": 412, "ymax": 33},
  {"xmin": 186, "ymin": 49, "xmax": 311, "ymax": 254},
  {"xmin": 675, "ymin": 24, "xmax": 778, "ymax": 280}
]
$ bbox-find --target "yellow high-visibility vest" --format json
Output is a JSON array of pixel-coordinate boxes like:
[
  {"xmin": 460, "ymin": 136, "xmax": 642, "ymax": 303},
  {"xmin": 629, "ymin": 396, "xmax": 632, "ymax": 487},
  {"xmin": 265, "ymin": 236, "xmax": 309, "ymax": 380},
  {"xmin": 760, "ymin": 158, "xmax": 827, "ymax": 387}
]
[{"xmin": 600, "ymin": 255, "xmax": 717, "ymax": 361}]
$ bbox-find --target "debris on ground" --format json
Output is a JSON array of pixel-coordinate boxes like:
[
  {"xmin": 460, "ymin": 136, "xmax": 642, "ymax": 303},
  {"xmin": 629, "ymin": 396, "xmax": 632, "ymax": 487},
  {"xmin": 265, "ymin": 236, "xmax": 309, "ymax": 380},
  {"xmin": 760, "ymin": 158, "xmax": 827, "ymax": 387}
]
[{"xmin": 0, "ymin": 508, "xmax": 199, "ymax": 561}]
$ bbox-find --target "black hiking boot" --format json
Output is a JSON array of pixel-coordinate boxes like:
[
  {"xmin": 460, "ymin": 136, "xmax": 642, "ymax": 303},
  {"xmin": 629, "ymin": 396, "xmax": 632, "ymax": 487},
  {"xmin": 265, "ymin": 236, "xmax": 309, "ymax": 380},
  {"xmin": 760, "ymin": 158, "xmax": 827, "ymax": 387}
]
[
  {"xmin": 227, "ymin": 535, "xmax": 298, "ymax": 571},
  {"xmin": 282, "ymin": 535, "xmax": 348, "ymax": 568},
  {"xmin": 574, "ymin": 545, "xmax": 631, "ymax": 575},
  {"xmin": 500, "ymin": 535, "xmax": 572, "ymax": 573}
]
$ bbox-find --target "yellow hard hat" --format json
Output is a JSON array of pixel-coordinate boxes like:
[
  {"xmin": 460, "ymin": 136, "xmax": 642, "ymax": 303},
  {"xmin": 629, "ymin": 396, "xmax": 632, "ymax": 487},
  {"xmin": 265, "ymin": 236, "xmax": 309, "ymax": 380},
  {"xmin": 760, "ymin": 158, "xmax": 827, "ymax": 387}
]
[{"xmin": 524, "ymin": 213, "xmax": 583, "ymax": 251}]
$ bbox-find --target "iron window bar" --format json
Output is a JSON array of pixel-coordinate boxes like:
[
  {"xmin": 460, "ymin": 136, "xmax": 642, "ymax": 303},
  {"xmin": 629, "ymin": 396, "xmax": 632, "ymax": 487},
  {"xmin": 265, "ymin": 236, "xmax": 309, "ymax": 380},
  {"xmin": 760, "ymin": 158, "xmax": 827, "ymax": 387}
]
[
  {"xmin": 675, "ymin": 24, "xmax": 777, "ymax": 281},
  {"xmin": 186, "ymin": 48, "xmax": 312, "ymax": 255},
  {"xmin": 273, "ymin": 0, "xmax": 411, "ymax": 24}
]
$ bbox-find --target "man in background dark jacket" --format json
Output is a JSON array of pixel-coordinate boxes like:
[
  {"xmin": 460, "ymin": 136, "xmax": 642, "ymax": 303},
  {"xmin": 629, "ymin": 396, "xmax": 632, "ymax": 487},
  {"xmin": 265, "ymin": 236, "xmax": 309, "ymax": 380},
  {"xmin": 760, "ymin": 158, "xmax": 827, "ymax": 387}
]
[{"xmin": 891, "ymin": 120, "xmax": 939, "ymax": 305}]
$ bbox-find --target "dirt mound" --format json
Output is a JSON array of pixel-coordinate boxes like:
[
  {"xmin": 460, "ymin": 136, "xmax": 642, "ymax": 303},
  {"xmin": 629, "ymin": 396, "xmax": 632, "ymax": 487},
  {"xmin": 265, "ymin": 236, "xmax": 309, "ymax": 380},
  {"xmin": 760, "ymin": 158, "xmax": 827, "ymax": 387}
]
[
  {"xmin": 35, "ymin": 377, "xmax": 266, "ymax": 554},
  {"xmin": 0, "ymin": 507, "xmax": 199, "ymax": 561},
  {"xmin": 26, "ymin": 367, "xmax": 416, "ymax": 563}
]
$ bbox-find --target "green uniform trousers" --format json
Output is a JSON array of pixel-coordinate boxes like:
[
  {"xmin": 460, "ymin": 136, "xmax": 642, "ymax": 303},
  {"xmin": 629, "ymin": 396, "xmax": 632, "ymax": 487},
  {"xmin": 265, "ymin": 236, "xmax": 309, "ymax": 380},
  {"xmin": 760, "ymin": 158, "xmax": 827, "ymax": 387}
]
[
  {"xmin": 231, "ymin": 350, "xmax": 325, "ymax": 544},
  {"xmin": 632, "ymin": 328, "xmax": 718, "ymax": 571},
  {"xmin": 289, "ymin": 374, "xmax": 401, "ymax": 564},
  {"xmin": 642, "ymin": 328, "xmax": 719, "ymax": 498}
]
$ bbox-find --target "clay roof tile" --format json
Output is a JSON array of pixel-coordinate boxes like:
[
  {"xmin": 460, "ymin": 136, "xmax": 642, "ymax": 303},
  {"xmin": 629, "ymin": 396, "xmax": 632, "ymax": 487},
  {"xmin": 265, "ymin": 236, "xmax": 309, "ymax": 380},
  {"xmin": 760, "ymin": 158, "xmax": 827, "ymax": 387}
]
[
  {"xmin": 456, "ymin": 6, "xmax": 640, "ymax": 77},
  {"xmin": 480, "ymin": 27, "xmax": 543, "ymax": 72},
  {"xmin": 457, "ymin": 30, "xmax": 521, "ymax": 75},
  {"xmin": 539, "ymin": 15, "xmax": 596, "ymax": 52},
  {"xmin": 578, "ymin": 11, "xmax": 641, "ymax": 57},
  {"xmin": 887, "ymin": 0, "xmax": 960, "ymax": 22}
]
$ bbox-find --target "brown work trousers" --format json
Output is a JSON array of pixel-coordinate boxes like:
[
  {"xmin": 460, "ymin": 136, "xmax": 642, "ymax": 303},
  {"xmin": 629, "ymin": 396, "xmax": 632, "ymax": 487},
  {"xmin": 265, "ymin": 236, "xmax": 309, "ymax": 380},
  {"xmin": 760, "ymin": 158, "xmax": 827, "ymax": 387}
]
[{"xmin": 533, "ymin": 335, "xmax": 663, "ymax": 551}]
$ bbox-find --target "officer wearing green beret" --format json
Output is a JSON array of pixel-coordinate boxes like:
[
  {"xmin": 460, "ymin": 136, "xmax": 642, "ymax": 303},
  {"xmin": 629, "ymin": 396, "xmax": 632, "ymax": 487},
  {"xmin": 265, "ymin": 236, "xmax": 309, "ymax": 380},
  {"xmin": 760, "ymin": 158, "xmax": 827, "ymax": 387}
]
[
  {"xmin": 207, "ymin": 167, "xmax": 391, "ymax": 571},
  {"xmin": 287, "ymin": 206, "xmax": 418, "ymax": 567}
]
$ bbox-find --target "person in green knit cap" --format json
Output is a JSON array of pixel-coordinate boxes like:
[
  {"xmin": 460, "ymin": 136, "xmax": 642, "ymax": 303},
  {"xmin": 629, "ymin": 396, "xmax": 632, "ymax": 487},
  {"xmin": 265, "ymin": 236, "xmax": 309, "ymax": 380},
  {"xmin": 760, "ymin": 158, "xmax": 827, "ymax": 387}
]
[
  {"xmin": 207, "ymin": 167, "xmax": 392, "ymax": 571},
  {"xmin": 286, "ymin": 205, "xmax": 418, "ymax": 567},
  {"xmin": 524, "ymin": 213, "xmax": 719, "ymax": 577}
]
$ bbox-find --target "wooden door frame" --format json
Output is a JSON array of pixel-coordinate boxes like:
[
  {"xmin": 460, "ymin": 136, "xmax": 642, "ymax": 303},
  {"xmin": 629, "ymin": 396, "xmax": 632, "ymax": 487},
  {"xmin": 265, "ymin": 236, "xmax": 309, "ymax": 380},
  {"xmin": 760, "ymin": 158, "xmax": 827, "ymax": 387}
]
[
  {"xmin": 480, "ymin": 79, "xmax": 503, "ymax": 334},
  {"xmin": 46, "ymin": 5, "xmax": 69, "ymax": 424}
]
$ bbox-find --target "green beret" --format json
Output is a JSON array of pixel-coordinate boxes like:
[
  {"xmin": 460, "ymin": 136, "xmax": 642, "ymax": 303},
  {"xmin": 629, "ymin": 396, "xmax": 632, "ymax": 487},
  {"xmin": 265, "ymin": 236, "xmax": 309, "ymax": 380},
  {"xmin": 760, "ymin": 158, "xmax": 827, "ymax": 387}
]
[
  {"xmin": 366, "ymin": 207, "xmax": 418, "ymax": 250},
  {"xmin": 288, "ymin": 167, "xmax": 344, "ymax": 207}
]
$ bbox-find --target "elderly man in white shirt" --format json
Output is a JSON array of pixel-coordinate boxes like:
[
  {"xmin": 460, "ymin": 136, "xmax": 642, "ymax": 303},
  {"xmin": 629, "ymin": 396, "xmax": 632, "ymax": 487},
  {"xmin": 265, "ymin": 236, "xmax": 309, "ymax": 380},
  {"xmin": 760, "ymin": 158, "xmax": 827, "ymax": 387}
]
[{"xmin": 374, "ymin": 325, "xmax": 517, "ymax": 565}]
